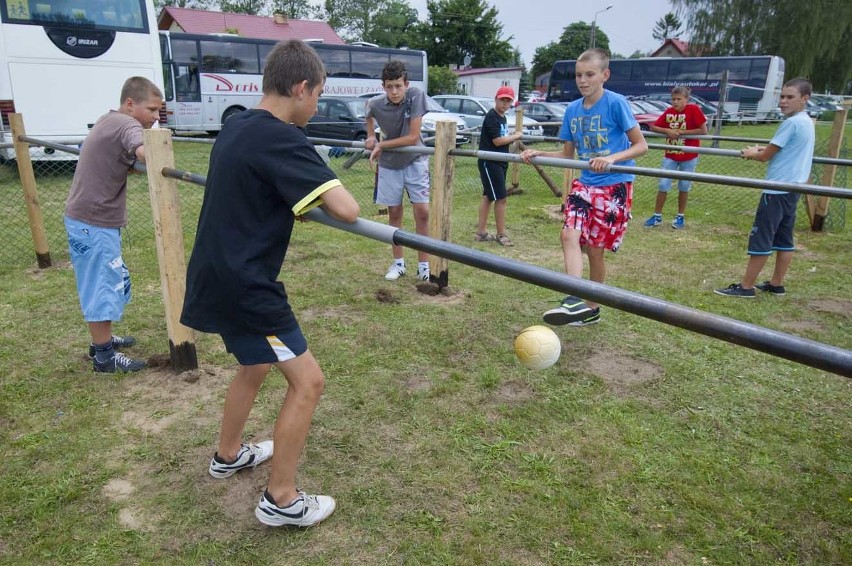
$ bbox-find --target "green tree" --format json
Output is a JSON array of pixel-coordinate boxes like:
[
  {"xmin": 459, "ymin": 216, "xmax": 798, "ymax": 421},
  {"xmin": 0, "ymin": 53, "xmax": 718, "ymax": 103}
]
[
  {"xmin": 530, "ymin": 22, "xmax": 609, "ymax": 80},
  {"xmin": 418, "ymin": 0, "xmax": 514, "ymax": 68},
  {"xmin": 672, "ymin": 0, "xmax": 852, "ymax": 92},
  {"xmin": 427, "ymin": 65, "xmax": 461, "ymax": 95},
  {"xmin": 219, "ymin": 0, "xmax": 266, "ymax": 15},
  {"xmin": 652, "ymin": 12, "xmax": 682, "ymax": 42},
  {"xmin": 155, "ymin": 0, "xmax": 211, "ymax": 10},
  {"xmin": 321, "ymin": 0, "xmax": 416, "ymax": 45},
  {"xmin": 269, "ymin": 0, "xmax": 316, "ymax": 19}
]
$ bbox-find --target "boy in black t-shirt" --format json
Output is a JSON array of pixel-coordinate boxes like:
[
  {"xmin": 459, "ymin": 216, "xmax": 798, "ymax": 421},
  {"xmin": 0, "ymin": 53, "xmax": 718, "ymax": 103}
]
[
  {"xmin": 475, "ymin": 86, "xmax": 523, "ymax": 246},
  {"xmin": 181, "ymin": 40, "xmax": 360, "ymax": 528}
]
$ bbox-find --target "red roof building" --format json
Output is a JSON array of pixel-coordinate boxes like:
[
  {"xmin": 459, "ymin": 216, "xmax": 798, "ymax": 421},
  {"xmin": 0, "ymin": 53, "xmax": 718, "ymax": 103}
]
[
  {"xmin": 651, "ymin": 38, "xmax": 689, "ymax": 58},
  {"xmin": 157, "ymin": 7, "xmax": 345, "ymax": 45}
]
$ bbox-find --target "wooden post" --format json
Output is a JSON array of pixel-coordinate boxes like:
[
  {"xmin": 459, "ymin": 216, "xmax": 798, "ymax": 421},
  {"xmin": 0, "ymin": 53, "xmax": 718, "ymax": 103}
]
[
  {"xmin": 807, "ymin": 101, "xmax": 849, "ymax": 231},
  {"xmin": 143, "ymin": 129, "xmax": 198, "ymax": 373},
  {"xmin": 510, "ymin": 108, "xmax": 523, "ymax": 188},
  {"xmin": 9, "ymin": 114, "xmax": 51, "ymax": 268},
  {"xmin": 429, "ymin": 120, "xmax": 456, "ymax": 289}
]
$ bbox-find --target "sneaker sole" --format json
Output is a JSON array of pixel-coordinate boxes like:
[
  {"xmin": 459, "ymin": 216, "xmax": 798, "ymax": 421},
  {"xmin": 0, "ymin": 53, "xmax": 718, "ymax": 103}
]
[
  {"xmin": 543, "ymin": 309, "xmax": 591, "ymax": 326},
  {"xmin": 712, "ymin": 290, "xmax": 755, "ymax": 298},
  {"xmin": 255, "ymin": 499, "xmax": 336, "ymax": 527},
  {"xmin": 568, "ymin": 317, "xmax": 601, "ymax": 327}
]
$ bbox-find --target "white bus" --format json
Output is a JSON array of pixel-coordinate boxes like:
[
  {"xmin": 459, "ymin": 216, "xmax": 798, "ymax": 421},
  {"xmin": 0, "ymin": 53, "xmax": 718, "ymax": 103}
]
[
  {"xmin": 0, "ymin": 0, "xmax": 163, "ymax": 161},
  {"xmin": 160, "ymin": 31, "xmax": 428, "ymax": 133}
]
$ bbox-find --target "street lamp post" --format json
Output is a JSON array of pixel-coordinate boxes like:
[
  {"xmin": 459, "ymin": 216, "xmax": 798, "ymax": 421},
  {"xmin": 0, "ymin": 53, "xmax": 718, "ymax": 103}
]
[{"xmin": 590, "ymin": 5, "xmax": 613, "ymax": 48}]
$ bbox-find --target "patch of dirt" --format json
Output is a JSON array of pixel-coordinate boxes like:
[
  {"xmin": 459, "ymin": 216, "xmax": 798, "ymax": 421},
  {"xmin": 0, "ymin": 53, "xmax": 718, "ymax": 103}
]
[
  {"xmin": 496, "ymin": 380, "xmax": 534, "ymax": 402},
  {"xmin": 779, "ymin": 319, "xmax": 826, "ymax": 335},
  {"xmin": 412, "ymin": 284, "xmax": 469, "ymax": 305},
  {"xmin": 544, "ymin": 204, "xmax": 564, "ymax": 222},
  {"xmin": 375, "ymin": 288, "xmax": 399, "ymax": 303},
  {"xmin": 117, "ymin": 506, "xmax": 160, "ymax": 532},
  {"xmin": 404, "ymin": 375, "xmax": 431, "ymax": 393},
  {"xmin": 587, "ymin": 350, "xmax": 662, "ymax": 394},
  {"xmin": 298, "ymin": 305, "xmax": 362, "ymax": 324},
  {"xmin": 808, "ymin": 298, "xmax": 852, "ymax": 316},
  {"xmin": 24, "ymin": 260, "xmax": 72, "ymax": 279},
  {"xmin": 102, "ymin": 478, "xmax": 134, "ymax": 501}
]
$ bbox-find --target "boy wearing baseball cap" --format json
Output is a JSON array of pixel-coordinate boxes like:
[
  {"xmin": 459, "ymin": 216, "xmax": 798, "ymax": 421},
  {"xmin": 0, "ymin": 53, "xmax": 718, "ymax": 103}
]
[{"xmin": 474, "ymin": 85, "xmax": 523, "ymax": 246}]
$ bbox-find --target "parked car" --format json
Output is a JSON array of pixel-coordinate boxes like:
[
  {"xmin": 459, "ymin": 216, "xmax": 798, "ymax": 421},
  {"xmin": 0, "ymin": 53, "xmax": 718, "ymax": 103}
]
[
  {"xmin": 304, "ymin": 96, "xmax": 373, "ymax": 141},
  {"xmin": 640, "ymin": 92, "xmax": 723, "ymax": 126},
  {"xmin": 517, "ymin": 101, "xmax": 566, "ymax": 136},
  {"xmin": 431, "ymin": 95, "xmax": 544, "ymax": 139},
  {"xmin": 627, "ymin": 100, "xmax": 659, "ymax": 130}
]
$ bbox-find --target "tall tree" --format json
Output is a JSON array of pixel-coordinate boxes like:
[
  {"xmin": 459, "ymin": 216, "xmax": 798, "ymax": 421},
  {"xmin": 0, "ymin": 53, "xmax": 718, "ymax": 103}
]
[
  {"xmin": 218, "ymin": 0, "xmax": 266, "ymax": 15},
  {"xmin": 652, "ymin": 12, "xmax": 682, "ymax": 41},
  {"xmin": 673, "ymin": 0, "xmax": 852, "ymax": 92},
  {"xmin": 419, "ymin": 0, "xmax": 514, "ymax": 68},
  {"xmin": 530, "ymin": 22, "xmax": 609, "ymax": 80},
  {"xmin": 269, "ymin": 0, "xmax": 316, "ymax": 19},
  {"xmin": 428, "ymin": 65, "xmax": 461, "ymax": 95},
  {"xmin": 155, "ymin": 0, "xmax": 211, "ymax": 9},
  {"xmin": 363, "ymin": 1, "xmax": 420, "ymax": 47},
  {"xmin": 321, "ymin": 0, "xmax": 415, "ymax": 44}
]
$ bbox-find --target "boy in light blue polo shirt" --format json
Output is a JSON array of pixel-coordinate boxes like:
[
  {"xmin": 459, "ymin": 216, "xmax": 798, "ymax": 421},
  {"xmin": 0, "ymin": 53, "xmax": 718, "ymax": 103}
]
[{"xmin": 715, "ymin": 77, "xmax": 815, "ymax": 298}]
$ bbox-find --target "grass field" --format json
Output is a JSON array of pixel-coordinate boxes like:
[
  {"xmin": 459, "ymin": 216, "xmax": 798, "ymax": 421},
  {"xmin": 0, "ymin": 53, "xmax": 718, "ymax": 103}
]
[{"xmin": 0, "ymin": 123, "xmax": 849, "ymax": 565}]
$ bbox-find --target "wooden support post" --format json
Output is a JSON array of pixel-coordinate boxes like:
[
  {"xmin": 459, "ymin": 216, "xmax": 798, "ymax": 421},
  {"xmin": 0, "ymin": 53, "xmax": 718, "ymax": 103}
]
[
  {"xmin": 9, "ymin": 114, "xmax": 51, "ymax": 268},
  {"xmin": 429, "ymin": 120, "xmax": 456, "ymax": 289},
  {"xmin": 807, "ymin": 102, "xmax": 849, "ymax": 231},
  {"xmin": 143, "ymin": 129, "xmax": 198, "ymax": 373},
  {"xmin": 518, "ymin": 141, "xmax": 562, "ymax": 197},
  {"xmin": 510, "ymin": 108, "xmax": 523, "ymax": 188}
]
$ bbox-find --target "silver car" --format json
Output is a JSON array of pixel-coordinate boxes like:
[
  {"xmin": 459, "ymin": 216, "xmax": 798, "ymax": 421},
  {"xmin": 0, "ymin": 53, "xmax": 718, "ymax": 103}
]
[{"xmin": 432, "ymin": 95, "xmax": 544, "ymax": 139}]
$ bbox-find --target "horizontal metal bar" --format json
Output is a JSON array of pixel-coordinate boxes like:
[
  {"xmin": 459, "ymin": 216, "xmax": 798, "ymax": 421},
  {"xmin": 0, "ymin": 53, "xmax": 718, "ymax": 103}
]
[{"xmin": 304, "ymin": 208, "xmax": 852, "ymax": 378}]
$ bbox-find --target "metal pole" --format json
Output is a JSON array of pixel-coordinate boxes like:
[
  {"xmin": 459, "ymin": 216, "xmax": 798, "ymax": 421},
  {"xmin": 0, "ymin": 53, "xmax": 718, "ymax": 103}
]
[{"xmin": 304, "ymin": 208, "xmax": 852, "ymax": 378}]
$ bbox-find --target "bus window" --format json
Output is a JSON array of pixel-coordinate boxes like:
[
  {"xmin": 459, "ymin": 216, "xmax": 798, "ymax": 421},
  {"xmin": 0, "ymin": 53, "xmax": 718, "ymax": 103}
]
[
  {"xmin": 350, "ymin": 50, "xmax": 387, "ymax": 79},
  {"xmin": 175, "ymin": 64, "xmax": 200, "ymax": 102},
  {"xmin": 708, "ymin": 59, "xmax": 749, "ymax": 80},
  {"xmin": 749, "ymin": 58, "xmax": 770, "ymax": 80},
  {"xmin": 395, "ymin": 52, "xmax": 424, "ymax": 82},
  {"xmin": 171, "ymin": 37, "xmax": 199, "ymax": 64},
  {"xmin": 631, "ymin": 59, "xmax": 668, "ymax": 80},
  {"xmin": 259, "ymin": 43, "xmax": 274, "ymax": 70},
  {"xmin": 608, "ymin": 60, "xmax": 632, "ymax": 81},
  {"xmin": 200, "ymin": 40, "xmax": 259, "ymax": 74},
  {"xmin": 669, "ymin": 59, "xmax": 708, "ymax": 80},
  {"xmin": 320, "ymin": 47, "xmax": 351, "ymax": 77},
  {"xmin": 2, "ymin": 0, "xmax": 149, "ymax": 31},
  {"xmin": 551, "ymin": 61, "xmax": 572, "ymax": 82}
]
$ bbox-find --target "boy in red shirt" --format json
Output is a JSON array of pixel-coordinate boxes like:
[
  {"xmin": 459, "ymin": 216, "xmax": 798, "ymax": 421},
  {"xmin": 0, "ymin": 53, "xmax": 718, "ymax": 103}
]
[{"xmin": 643, "ymin": 86, "xmax": 707, "ymax": 229}]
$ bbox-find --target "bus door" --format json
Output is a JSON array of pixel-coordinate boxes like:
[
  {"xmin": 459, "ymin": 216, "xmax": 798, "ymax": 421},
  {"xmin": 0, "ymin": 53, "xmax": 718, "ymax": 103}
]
[{"xmin": 172, "ymin": 63, "xmax": 201, "ymax": 129}]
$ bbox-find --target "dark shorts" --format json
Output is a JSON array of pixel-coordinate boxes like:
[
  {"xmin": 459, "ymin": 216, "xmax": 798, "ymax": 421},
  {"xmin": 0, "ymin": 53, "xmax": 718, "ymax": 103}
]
[
  {"xmin": 563, "ymin": 179, "xmax": 633, "ymax": 252},
  {"xmin": 478, "ymin": 159, "xmax": 508, "ymax": 201},
  {"xmin": 220, "ymin": 326, "xmax": 308, "ymax": 366},
  {"xmin": 747, "ymin": 192, "xmax": 799, "ymax": 255}
]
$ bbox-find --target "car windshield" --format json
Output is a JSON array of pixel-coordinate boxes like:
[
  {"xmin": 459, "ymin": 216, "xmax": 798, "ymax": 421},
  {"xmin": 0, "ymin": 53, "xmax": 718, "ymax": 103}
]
[
  {"xmin": 344, "ymin": 100, "xmax": 368, "ymax": 119},
  {"xmin": 477, "ymin": 98, "xmax": 495, "ymax": 111},
  {"xmin": 425, "ymin": 96, "xmax": 449, "ymax": 112},
  {"xmin": 542, "ymin": 103, "xmax": 566, "ymax": 115}
]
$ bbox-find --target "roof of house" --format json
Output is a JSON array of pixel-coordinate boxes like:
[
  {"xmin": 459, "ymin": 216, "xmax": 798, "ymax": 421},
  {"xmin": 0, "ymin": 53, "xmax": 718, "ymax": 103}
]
[
  {"xmin": 452, "ymin": 67, "xmax": 523, "ymax": 77},
  {"xmin": 157, "ymin": 7, "xmax": 345, "ymax": 45},
  {"xmin": 651, "ymin": 38, "xmax": 689, "ymax": 57}
]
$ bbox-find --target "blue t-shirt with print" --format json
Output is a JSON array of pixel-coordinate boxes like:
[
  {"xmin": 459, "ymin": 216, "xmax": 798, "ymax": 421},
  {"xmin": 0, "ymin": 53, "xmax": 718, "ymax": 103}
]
[
  {"xmin": 763, "ymin": 110, "xmax": 815, "ymax": 195},
  {"xmin": 558, "ymin": 89, "xmax": 638, "ymax": 186}
]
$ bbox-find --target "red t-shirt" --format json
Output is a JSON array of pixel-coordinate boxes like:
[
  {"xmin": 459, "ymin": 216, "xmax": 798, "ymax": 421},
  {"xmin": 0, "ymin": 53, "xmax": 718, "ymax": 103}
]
[{"xmin": 653, "ymin": 103, "xmax": 706, "ymax": 162}]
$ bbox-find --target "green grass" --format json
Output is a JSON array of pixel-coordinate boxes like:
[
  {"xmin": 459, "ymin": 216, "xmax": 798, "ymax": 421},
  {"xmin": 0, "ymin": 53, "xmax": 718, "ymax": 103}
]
[{"xmin": 0, "ymin": 124, "xmax": 850, "ymax": 565}]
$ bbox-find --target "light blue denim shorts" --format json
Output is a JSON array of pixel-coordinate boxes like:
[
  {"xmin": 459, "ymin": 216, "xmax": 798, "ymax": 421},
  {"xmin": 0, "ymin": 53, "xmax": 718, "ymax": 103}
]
[
  {"xmin": 65, "ymin": 216, "xmax": 131, "ymax": 322},
  {"xmin": 375, "ymin": 156, "xmax": 431, "ymax": 205},
  {"xmin": 658, "ymin": 156, "xmax": 699, "ymax": 193}
]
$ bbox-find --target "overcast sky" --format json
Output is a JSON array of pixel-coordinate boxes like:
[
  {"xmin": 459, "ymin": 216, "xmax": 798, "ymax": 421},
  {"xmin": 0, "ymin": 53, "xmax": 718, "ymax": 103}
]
[{"xmin": 406, "ymin": 0, "xmax": 677, "ymax": 67}]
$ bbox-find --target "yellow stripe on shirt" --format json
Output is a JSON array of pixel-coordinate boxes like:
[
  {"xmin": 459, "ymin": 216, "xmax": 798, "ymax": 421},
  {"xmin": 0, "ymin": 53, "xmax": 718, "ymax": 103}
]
[{"xmin": 292, "ymin": 179, "xmax": 343, "ymax": 216}]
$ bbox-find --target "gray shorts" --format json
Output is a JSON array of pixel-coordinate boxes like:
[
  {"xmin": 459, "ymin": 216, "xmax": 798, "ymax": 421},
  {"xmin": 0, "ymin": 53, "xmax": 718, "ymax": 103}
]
[{"xmin": 375, "ymin": 157, "xmax": 430, "ymax": 206}]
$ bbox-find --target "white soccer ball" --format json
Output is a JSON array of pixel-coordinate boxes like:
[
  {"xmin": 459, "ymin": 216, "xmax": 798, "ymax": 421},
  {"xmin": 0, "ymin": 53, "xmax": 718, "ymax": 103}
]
[{"xmin": 514, "ymin": 325, "xmax": 561, "ymax": 370}]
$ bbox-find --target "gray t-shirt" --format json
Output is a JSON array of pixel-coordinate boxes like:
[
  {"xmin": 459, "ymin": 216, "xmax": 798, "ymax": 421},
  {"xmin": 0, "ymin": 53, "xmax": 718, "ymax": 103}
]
[
  {"xmin": 65, "ymin": 110, "xmax": 143, "ymax": 227},
  {"xmin": 366, "ymin": 86, "xmax": 428, "ymax": 170}
]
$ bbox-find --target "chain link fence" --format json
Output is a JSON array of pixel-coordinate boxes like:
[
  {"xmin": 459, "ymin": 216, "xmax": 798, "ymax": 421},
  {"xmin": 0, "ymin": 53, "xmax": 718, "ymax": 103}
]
[{"xmin": 0, "ymin": 130, "xmax": 848, "ymax": 273}]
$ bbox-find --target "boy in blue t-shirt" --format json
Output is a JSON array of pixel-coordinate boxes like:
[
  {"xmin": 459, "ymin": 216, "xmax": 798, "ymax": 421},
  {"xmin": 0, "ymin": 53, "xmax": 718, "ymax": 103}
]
[
  {"xmin": 715, "ymin": 77, "xmax": 815, "ymax": 298},
  {"xmin": 521, "ymin": 48, "xmax": 647, "ymax": 326}
]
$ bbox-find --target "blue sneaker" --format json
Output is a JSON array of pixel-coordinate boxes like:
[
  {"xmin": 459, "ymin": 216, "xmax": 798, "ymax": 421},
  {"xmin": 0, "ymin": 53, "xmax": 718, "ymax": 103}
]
[
  {"xmin": 672, "ymin": 215, "xmax": 685, "ymax": 230},
  {"xmin": 644, "ymin": 214, "xmax": 662, "ymax": 227}
]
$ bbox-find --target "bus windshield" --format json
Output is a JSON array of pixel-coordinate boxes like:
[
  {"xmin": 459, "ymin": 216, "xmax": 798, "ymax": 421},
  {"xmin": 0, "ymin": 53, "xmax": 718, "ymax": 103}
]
[{"xmin": 1, "ymin": 0, "xmax": 148, "ymax": 32}]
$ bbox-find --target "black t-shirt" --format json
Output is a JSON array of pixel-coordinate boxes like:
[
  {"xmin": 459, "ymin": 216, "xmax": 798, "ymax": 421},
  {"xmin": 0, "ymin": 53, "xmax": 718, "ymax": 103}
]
[
  {"xmin": 181, "ymin": 109, "xmax": 340, "ymax": 335},
  {"xmin": 479, "ymin": 109, "xmax": 509, "ymax": 153}
]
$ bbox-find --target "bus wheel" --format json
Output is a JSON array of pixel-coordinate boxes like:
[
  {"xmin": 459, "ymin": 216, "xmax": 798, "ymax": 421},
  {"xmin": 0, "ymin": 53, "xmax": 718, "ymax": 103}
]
[{"xmin": 221, "ymin": 107, "xmax": 245, "ymax": 126}]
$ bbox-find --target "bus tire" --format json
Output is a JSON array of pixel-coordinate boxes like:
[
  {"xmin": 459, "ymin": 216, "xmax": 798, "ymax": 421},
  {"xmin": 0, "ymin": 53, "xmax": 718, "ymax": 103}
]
[{"xmin": 221, "ymin": 107, "xmax": 245, "ymax": 126}]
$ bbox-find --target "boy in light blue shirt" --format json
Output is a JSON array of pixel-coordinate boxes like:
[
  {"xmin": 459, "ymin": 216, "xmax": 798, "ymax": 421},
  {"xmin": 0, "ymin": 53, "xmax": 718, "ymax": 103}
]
[{"xmin": 715, "ymin": 77, "xmax": 815, "ymax": 298}]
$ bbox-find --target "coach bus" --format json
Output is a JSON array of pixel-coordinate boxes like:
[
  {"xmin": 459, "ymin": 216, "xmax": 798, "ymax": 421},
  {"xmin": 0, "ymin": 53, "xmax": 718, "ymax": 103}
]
[
  {"xmin": 159, "ymin": 31, "xmax": 428, "ymax": 133},
  {"xmin": 0, "ymin": 0, "xmax": 163, "ymax": 161},
  {"xmin": 546, "ymin": 55, "xmax": 785, "ymax": 120}
]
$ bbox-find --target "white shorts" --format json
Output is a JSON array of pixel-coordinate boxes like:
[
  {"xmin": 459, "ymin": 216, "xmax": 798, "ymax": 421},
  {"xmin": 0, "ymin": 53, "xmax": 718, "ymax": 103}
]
[{"xmin": 375, "ymin": 157, "xmax": 430, "ymax": 206}]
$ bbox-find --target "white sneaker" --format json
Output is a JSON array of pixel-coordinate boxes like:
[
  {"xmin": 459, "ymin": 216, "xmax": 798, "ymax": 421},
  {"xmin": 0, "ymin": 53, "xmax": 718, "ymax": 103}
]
[
  {"xmin": 417, "ymin": 265, "xmax": 430, "ymax": 281},
  {"xmin": 255, "ymin": 489, "xmax": 336, "ymax": 527},
  {"xmin": 385, "ymin": 263, "xmax": 406, "ymax": 280},
  {"xmin": 208, "ymin": 440, "xmax": 273, "ymax": 478}
]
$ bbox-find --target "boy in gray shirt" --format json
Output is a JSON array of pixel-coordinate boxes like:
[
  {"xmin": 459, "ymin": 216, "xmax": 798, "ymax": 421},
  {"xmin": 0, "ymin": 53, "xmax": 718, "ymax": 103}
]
[{"xmin": 365, "ymin": 60, "xmax": 431, "ymax": 281}]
